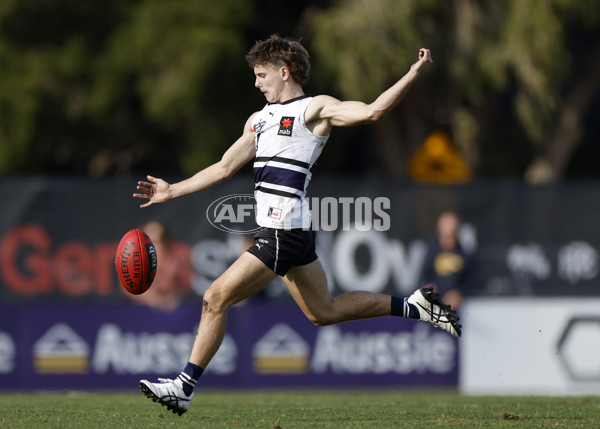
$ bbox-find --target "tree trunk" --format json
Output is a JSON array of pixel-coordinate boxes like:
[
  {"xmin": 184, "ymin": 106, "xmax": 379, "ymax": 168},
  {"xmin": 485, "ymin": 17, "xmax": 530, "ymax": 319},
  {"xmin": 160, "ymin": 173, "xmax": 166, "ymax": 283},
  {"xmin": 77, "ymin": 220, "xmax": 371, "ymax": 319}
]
[{"xmin": 525, "ymin": 40, "xmax": 600, "ymax": 184}]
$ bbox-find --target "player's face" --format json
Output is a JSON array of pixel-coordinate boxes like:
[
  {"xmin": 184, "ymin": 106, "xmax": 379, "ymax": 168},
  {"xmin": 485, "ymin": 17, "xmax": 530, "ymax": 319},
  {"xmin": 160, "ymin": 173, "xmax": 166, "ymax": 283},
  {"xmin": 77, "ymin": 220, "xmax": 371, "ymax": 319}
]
[{"xmin": 254, "ymin": 63, "xmax": 286, "ymax": 103}]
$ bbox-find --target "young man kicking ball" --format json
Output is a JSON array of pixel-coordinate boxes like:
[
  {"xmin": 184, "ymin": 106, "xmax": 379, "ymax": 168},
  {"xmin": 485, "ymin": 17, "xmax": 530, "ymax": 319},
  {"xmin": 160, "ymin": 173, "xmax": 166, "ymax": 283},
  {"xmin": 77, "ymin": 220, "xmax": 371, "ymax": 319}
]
[{"xmin": 134, "ymin": 35, "xmax": 461, "ymax": 415}]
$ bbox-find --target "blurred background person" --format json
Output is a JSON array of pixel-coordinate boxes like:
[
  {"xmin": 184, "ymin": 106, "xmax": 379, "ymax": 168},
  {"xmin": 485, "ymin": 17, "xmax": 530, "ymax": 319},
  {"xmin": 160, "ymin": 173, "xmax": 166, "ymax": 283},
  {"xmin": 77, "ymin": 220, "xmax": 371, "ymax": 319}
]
[
  {"xmin": 418, "ymin": 211, "xmax": 479, "ymax": 311},
  {"xmin": 130, "ymin": 220, "xmax": 191, "ymax": 311}
]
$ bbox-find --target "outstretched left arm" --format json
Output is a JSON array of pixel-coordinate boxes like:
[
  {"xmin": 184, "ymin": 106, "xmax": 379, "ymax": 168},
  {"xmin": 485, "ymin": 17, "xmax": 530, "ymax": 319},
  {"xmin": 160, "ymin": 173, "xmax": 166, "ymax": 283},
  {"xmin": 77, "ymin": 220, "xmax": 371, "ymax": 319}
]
[{"xmin": 307, "ymin": 48, "xmax": 433, "ymax": 130}]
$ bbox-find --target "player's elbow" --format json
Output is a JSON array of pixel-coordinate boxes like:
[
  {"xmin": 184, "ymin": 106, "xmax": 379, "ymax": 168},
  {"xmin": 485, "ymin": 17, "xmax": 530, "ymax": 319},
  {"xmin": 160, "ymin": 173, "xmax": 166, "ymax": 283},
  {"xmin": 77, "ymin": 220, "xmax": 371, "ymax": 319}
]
[
  {"xmin": 364, "ymin": 107, "xmax": 386, "ymax": 123},
  {"xmin": 369, "ymin": 109, "xmax": 387, "ymax": 123},
  {"xmin": 216, "ymin": 161, "xmax": 237, "ymax": 183},
  {"xmin": 221, "ymin": 165, "xmax": 236, "ymax": 181}
]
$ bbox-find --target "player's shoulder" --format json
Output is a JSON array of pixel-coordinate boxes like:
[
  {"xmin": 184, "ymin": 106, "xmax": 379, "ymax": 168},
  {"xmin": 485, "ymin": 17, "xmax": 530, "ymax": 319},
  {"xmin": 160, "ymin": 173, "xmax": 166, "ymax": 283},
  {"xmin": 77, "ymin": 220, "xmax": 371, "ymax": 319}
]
[
  {"xmin": 306, "ymin": 94, "xmax": 341, "ymax": 119},
  {"xmin": 247, "ymin": 110, "xmax": 263, "ymax": 124},
  {"xmin": 244, "ymin": 111, "xmax": 262, "ymax": 132},
  {"xmin": 309, "ymin": 94, "xmax": 340, "ymax": 107}
]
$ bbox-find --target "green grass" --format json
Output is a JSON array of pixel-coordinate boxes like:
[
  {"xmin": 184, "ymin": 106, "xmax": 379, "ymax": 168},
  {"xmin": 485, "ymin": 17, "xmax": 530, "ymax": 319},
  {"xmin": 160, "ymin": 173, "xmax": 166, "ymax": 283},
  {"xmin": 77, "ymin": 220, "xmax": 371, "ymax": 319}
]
[{"xmin": 1, "ymin": 389, "xmax": 599, "ymax": 428}]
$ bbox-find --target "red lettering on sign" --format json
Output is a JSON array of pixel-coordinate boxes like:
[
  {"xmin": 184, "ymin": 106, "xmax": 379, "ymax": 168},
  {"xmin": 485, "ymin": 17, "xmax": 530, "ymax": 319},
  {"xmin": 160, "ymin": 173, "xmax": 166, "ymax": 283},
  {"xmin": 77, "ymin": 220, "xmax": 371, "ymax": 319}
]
[
  {"xmin": 94, "ymin": 243, "xmax": 118, "ymax": 296},
  {"xmin": 0, "ymin": 224, "xmax": 53, "ymax": 296},
  {"xmin": 0, "ymin": 224, "xmax": 192, "ymax": 298},
  {"xmin": 54, "ymin": 241, "xmax": 93, "ymax": 296}
]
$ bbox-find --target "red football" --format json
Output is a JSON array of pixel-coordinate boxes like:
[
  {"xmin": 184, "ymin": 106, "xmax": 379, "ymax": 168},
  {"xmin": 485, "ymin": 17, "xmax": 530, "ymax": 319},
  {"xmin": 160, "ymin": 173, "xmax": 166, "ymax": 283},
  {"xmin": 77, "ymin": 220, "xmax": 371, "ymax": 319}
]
[{"xmin": 115, "ymin": 229, "xmax": 157, "ymax": 295}]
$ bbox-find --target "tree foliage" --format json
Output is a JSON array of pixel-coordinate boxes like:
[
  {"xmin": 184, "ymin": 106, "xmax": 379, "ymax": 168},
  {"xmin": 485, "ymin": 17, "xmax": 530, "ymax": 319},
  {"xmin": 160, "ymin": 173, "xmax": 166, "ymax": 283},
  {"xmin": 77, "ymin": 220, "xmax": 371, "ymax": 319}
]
[
  {"xmin": 308, "ymin": 0, "xmax": 600, "ymax": 179},
  {"xmin": 0, "ymin": 0, "xmax": 598, "ymax": 180},
  {"xmin": 0, "ymin": 0, "xmax": 255, "ymax": 176}
]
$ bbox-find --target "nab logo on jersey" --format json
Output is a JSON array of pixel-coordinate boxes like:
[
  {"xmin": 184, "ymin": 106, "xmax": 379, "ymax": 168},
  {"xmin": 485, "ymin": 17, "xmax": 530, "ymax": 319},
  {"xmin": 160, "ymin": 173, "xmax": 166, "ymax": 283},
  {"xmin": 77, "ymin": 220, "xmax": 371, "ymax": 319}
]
[{"xmin": 278, "ymin": 116, "xmax": 295, "ymax": 137}]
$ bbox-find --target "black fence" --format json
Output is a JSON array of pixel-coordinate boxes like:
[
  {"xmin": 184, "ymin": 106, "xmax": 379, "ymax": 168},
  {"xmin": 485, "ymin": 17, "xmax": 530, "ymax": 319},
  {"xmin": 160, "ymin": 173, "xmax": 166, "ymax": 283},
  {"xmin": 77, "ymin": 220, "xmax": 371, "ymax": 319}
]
[{"xmin": 1, "ymin": 176, "xmax": 599, "ymax": 302}]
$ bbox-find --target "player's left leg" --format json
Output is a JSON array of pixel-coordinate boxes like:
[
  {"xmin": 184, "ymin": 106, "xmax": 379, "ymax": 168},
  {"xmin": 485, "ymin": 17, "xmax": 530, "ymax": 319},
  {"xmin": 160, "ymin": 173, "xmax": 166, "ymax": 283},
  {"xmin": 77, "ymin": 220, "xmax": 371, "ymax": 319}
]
[
  {"xmin": 283, "ymin": 258, "xmax": 391, "ymax": 325},
  {"xmin": 283, "ymin": 258, "xmax": 461, "ymax": 337}
]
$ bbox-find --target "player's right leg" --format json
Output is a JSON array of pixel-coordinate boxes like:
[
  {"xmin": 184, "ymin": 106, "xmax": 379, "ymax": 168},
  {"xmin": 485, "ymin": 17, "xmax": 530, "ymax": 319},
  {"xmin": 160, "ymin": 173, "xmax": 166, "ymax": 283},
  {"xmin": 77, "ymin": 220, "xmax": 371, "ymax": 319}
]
[
  {"xmin": 188, "ymin": 252, "xmax": 277, "ymax": 367},
  {"xmin": 140, "ymin": 251, "xmax": 277, "ymax": 415}
]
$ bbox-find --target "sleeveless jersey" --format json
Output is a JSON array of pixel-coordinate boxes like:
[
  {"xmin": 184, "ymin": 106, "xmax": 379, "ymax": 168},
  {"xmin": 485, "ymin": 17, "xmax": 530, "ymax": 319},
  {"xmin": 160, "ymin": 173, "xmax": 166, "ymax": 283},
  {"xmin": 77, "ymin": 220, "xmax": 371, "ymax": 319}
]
[{"xmin": 251, "ymin": 95, "xmax": 329, "ymax": 229}]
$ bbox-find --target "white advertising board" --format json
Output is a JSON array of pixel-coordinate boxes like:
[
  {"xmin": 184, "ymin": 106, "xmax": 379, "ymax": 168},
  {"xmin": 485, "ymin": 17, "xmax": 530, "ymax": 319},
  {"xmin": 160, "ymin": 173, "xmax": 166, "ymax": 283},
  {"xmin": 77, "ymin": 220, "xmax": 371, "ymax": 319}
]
[{"xmin": 460, "ymin": 297, "xmax": 600, "ymax": 395}]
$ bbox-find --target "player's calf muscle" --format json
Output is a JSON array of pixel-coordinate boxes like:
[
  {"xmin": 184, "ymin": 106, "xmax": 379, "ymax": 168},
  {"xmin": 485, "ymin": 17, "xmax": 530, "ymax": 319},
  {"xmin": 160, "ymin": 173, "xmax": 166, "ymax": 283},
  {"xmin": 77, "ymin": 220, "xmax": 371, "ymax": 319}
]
[{"xmin": 333, "ymin": 292, "xmax": 390, "ymax": 321}]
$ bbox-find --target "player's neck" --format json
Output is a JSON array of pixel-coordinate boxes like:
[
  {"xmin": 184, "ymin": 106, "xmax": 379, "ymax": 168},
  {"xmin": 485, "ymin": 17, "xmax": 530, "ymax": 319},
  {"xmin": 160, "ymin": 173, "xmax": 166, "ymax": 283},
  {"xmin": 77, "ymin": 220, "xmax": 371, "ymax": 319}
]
[{"xmin": 277, "ymin": 86, "xmax": 304, "ymax": 104}]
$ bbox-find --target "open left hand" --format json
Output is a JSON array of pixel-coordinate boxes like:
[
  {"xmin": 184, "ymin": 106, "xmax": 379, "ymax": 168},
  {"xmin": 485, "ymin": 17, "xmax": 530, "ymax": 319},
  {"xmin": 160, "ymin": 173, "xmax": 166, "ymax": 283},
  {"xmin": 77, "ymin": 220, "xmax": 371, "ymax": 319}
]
[{"xmin": 133, "ymin": 175, "xmax": 172, "ymax": 208}]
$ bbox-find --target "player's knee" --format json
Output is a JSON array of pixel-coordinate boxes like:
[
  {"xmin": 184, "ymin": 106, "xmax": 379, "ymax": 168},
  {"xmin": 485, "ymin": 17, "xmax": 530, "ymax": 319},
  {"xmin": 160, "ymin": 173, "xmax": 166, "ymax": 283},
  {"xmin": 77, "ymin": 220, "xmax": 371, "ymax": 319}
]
[
  {"xmin": 202, "ymin": 285, "xmax": 229, "ymax": 314},
  {"xmin": 307, "ymin": 312, "xmax": 336, "ymax": 326}
]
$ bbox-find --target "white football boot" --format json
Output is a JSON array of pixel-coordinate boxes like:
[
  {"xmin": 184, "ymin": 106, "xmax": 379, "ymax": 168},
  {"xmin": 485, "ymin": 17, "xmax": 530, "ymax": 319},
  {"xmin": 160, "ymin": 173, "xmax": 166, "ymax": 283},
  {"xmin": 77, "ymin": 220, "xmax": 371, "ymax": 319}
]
[
  {"xmin": 407, "ymin": 287, "xmax": 462, "ymax": 338},
  {"xmin": 140, "ymin": 377, "xmax": 193, "ymax": 415}
]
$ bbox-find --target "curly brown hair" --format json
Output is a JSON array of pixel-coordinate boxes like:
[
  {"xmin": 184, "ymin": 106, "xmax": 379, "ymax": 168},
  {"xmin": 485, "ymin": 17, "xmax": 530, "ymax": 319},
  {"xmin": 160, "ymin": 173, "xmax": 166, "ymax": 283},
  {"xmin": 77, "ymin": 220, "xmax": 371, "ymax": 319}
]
[{"xmin": 245, "ymin": 34, "xmax": 311, "ymax": 86}]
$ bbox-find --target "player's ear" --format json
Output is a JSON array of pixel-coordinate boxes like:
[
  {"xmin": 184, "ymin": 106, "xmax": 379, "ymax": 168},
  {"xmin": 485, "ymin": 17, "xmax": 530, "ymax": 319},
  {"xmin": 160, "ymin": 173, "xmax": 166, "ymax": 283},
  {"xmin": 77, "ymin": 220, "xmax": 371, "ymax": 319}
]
[{"xmin": 280, "ymin": 65, "xmax": 290, "ymax": 82}]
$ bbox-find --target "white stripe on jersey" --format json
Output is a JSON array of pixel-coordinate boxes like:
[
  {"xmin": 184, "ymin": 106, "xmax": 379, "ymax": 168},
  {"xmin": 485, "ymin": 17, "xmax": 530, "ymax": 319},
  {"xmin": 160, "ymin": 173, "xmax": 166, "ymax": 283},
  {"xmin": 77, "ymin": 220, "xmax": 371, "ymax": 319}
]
[
  {"xmin": 253, "ymin": 160, "xmax": 311, "ymax": 175},
  {"xmin": 255, "ymin": 182, "xmax": 303, "ymax": 198}
]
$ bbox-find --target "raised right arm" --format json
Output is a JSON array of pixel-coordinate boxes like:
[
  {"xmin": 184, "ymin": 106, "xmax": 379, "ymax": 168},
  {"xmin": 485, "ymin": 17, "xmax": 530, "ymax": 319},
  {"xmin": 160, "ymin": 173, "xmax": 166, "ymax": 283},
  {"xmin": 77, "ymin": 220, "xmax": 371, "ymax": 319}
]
[{"xmin": 304, "ymin": 49, "xmax": 433, "ymax": 136}]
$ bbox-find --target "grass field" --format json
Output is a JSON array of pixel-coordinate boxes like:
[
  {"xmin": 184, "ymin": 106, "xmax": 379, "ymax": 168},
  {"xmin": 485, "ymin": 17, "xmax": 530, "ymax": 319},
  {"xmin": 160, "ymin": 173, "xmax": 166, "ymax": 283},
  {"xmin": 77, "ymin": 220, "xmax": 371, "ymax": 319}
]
[{"xmin": 1, "ymin": 389, "xmax": 599, "ymax": 428}]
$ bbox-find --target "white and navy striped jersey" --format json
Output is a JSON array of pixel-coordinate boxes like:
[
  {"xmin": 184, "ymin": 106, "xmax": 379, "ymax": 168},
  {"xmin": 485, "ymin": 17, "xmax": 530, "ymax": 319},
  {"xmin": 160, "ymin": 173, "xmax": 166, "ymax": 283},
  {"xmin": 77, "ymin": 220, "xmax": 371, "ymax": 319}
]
[{"xmin": 251, "ymin": 95, "xmax": 329, "ymax": 229}]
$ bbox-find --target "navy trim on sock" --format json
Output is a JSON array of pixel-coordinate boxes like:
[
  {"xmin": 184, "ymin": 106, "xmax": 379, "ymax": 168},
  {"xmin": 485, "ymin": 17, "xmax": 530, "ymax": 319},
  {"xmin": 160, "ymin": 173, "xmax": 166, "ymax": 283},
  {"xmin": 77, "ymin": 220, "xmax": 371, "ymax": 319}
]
[
  {"xmin": 183, "ymin": 362, "xmax": 204, "ymax": 380},
  {"xmin": 180, "ymin": 362, "xmax": 204, "ymax": 396},
  {"xmin": 391, "ymin": 296, "xmax": 403, "ymax": 316},
  {"xmin": 391, "ymin": 296, "xmax": 420, "ymax": 319}
]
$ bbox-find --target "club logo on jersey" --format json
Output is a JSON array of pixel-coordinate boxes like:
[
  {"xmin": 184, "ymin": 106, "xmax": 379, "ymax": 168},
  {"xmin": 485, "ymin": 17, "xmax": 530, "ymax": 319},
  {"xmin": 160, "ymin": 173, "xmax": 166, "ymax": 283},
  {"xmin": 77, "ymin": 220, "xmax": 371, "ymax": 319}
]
[
  {"xmin": 253, "ymin": 120, "xmax": 266, "ymax": 134},
  {"xmin": 277, "ymin": 116, "xmax": 295, "ymax": 137}
]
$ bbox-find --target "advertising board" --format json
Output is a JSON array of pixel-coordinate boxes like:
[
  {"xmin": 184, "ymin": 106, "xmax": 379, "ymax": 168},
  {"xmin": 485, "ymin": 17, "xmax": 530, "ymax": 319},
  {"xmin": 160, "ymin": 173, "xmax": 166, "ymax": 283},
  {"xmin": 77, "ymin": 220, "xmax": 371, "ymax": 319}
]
[
  {"xmin": 460, "ymin": 297, "xmax": 600, "ymax": 395},
  {"xmin": 0, "ymin": 302, "xmax": 458, "ymax": 389}
]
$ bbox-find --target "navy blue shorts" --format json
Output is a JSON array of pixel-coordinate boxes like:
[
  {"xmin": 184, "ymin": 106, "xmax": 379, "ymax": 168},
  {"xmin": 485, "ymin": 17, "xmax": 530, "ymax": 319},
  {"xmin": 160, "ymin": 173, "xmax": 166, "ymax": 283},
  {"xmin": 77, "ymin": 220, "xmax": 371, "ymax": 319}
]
[{"xmin": 246, "ymin": 228, "xmax": 318, "ymax": 276}]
